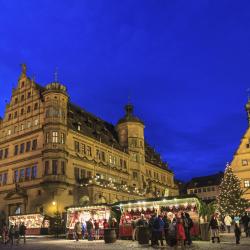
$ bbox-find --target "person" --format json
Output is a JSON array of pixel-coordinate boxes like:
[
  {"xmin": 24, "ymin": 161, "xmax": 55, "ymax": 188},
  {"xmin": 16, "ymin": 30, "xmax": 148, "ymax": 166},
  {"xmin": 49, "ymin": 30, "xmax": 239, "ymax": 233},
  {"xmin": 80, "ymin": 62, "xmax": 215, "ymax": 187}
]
[
  {"xmin": 224, "ymin": 215, "xmax": 232, "ymax": 233},
  {"xmin": 94, "ymin": 220, "xmax": 100, "ymax": 240},
  {"xmin": 183, "ymin": 212, "xmax": 193, "ymax": 246},
  {"xmin": 111, "ymin": 218, "xmax": 119, "ymax": 239},
  {"xmin": 209, "ymin": 214, "xmax": 220, "ymax": 243},
  {"xmin": 151, "ymin": 214, "xmax": 161, "ymax": 246},
  {"xmin": 2, "ymin": 223, "xmax": 8, "ymax": 244},
  {"xmin": 241, "ymin": 212, "xmax": 250, "ymax": 237},
  {"xmin": 14, "ymin": 224, "xmax": 19, "ymax": 245},
  {"xmin": 137, "ymin": 214, "xmax": 147, "ymax": 227},
  {"xmin": 234, "ymin": 222, "xmax": 241, "ymax": 244},
  {"xmin": 247, "ymin": 219, "xmax": 250, "ymax": 238},
  {"xmin": 148, "ymin": 214, "xmax": 155, "ymax": 246},
  {"xmin": 163, "ymin": 214, "xmax": 169, "ymax": 245},
  {"xmin": 158, "ymin": 215, "xmax": 165, "ymax": 247},
  {"xmin": 19, "ymin": 222, "xmax": 26, "ymax": 244},
  {"xmin": 74, "ymin": 221, "xmax": 82, "ymax": 241},
  {"xmin": 9, "ymin": 225, "xmax": 15, "ymax": 245},
  {"xmin": 103, "ymin": 219, "xmax": 109, "ymax": 229},
  {"xmin": 166, "ymin": 212, "xmax": 177, "ymax": 250},
  {"xmin": 86, "ymin": 219, "xmax": 94, "ymax": 241},
  {"xmin": 177, "ymin": 217, "xmax": 186, "ymax": 250},
  {"xmin": 81, "ymin": 220, "xmax": 86, "ymax": 239},
  {"xmin": 131, "ymin": 216, "xmax": 137, "ymax": 241}
]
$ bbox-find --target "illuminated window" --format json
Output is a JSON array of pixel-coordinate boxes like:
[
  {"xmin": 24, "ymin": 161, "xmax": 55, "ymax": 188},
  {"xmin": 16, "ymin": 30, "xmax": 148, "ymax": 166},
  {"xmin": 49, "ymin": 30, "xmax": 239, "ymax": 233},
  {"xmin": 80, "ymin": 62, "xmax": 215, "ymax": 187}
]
[
  {"xmin": 34, "ymin": 119, "xmax": 39, "ymax": 126},
  {"xmin": 242, "ymin": 160, "xmax": 248, "ymax": 166},
  {"xmin": 52, "ymin": 131, "xmax": 58, "ymax": 143},
  {"xmin": 27, "ymin": 121, "xmax": 31, "ymax": 128},
  {"xmin": 61, "ymin": 133, "xmax": 65, "ymax": 144},
  {"xmin": 244, "ymin": 180, "xmax": 250, "ymax": 187},
  {"xmin": 8, "ymin": 129, "xmax": 11, "ymax": 135},
  {"xmin": 21, "ymin": 124, "xmax": 24, "ymax": 131}
]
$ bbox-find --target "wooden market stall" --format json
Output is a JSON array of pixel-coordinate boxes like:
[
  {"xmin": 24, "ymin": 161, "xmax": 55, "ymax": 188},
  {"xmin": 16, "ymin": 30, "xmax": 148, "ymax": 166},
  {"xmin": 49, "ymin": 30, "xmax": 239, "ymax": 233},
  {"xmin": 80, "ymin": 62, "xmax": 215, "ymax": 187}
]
[
  {"xmin": 66, "ymin": 204, "xmax": 111, "ymax": 239},
  {"xmin": 8, "ymin": 213, "xmax": 49, "ymax": 235},
  {"xmin": 115, "ymin": 196, "xmax": 200, "ymax": 239}
]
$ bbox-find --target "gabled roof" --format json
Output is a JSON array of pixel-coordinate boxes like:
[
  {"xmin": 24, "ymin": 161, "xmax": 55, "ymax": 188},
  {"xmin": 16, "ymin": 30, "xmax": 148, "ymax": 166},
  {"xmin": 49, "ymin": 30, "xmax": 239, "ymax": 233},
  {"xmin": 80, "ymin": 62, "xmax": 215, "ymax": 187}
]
[{"xmin": 186, "ymin": 172, "xmax": 224, "ymax": 189}]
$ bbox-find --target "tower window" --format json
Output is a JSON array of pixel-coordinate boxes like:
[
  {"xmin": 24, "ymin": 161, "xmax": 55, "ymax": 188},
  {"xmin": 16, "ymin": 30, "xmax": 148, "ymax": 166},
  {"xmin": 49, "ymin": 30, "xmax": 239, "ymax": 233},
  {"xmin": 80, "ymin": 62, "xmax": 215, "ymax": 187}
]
[
  {"xmin": 27, "ymin": 92, "xmax": 31, "ymax": 98},
  {"xmin": 34, "ymin": 103, "xmax": 38, "ymax": 110},
  {"xmin": 8, "ymin": 114, "xmax": 12, "ymax": 120},
  {"xmin": 21, "ymin": 95, "xmax": 24, "ymax": 101},
  {"xmin": 32, "ymin": 139, "xmax": 37, "ymax": 150},
  {"xmin": 52, "ymin": 131, "xmax": 58, "ymax": 143},
  {"xmin": 52, "ymin": 160, "xmax": 58, "ymax": 175},
  {"xmin": 14, "ymin": 97, "xmax": 18, "ymax": 104}
]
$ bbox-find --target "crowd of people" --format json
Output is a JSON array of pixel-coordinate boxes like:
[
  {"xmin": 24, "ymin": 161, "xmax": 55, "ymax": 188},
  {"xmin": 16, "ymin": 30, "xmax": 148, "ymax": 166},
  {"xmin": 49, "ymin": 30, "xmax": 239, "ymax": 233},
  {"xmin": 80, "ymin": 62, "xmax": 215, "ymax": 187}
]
[
  {"xmin": 1, "ymin": 222, "xmax": 26, "ymax": 245},
  {"xmin": 209, "ymin": 212, "xmax": 250, "ymax": 245},
  {"xmin": 73, "ymin": 217, "xmax": 118, "ymax": 241},
  {"xmin": 132, "ymin": 212, "xmax": 193, "ymax": 249}
]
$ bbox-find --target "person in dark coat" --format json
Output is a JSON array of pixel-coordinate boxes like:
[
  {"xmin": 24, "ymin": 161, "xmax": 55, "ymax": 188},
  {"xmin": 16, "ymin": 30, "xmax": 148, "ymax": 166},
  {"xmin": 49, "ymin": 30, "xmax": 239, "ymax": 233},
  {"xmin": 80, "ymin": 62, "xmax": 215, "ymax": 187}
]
[
  {"xmin": 163, "ymin": 214, "xmax": 169, "ymax": 245},
  {"xmin": 19, "ymin": 222, "xmax": 26, "ymax": 244},
  {"xmin": 209, "ymin": 214, "xmax": 220, "ymax": 243},
  {"xmin": 182, "ymin": 212, "xmax": 193, "ymax": 246},
  {"xmin": 148, "ymin": 214, "xmax": 156, "ymax": 246},
  {"xmin": 241, "ymin": 212, "xmax": 250, "ymax": 237},
  {"xmin": 234, "ymin": 223, "xmax": 241, "ymax": 244}
]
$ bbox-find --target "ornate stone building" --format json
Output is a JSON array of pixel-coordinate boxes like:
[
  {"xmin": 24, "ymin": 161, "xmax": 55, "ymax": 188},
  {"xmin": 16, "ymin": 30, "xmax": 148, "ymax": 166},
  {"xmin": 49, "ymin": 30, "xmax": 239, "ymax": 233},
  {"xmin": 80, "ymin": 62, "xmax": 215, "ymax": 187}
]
[
  {"xmin": 0, "ymin": 65, "xmax": 178, "ymax": 218},
  {"xmin": 231, "ymin": 98, "xmax": 250, "ymax": 201}
]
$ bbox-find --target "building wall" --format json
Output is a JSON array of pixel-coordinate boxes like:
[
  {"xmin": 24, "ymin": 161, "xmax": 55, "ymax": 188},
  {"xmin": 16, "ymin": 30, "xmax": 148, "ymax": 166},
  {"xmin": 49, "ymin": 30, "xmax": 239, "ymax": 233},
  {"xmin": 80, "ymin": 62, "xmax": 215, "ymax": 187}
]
[
  {"xmin": 231, "ymin": 128, "xmax": 250, "ymax": 201},
  {"xmin": 0, "ymin": 68, "xmax": 178, "ymax": 220},
  {"xmin": 187, "ymin": 185, "xmax": 219, "ymax": 201}
]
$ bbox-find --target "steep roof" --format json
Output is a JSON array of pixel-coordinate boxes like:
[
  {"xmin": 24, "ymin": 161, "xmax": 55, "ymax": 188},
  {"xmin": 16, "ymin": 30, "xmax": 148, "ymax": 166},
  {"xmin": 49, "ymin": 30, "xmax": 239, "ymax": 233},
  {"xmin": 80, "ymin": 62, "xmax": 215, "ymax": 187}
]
[{"xmin": 186, "ymin": 172, "xmax": 224, "ymax": 189}]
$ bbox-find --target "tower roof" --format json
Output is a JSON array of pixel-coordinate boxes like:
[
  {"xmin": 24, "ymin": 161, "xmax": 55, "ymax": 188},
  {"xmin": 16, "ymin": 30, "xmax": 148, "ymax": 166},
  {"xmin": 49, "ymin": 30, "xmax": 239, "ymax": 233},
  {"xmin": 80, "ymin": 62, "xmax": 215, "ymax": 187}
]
[{"xmin": 117, "ymin": 103, "xmax": 144, "ymax": 125}]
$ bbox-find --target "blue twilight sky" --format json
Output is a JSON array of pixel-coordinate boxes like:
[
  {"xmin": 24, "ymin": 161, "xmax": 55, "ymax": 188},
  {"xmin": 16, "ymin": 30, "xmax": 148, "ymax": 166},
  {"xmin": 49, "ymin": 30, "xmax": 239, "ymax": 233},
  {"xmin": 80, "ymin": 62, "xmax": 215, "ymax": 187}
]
[{"xmin": 0, "ymin": 0, "xmax": 250, "ymax": 181}]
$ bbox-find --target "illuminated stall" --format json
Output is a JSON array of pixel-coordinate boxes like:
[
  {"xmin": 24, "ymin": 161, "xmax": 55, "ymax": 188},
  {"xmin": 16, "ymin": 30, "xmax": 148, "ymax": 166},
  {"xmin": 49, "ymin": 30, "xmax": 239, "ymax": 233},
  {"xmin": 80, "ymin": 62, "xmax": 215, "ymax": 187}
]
[
  {"xmin": 8, "ymin": 213, "xmax": 49, "ymax": 235},
  {"xmin": 66, "ymin": 205, "xmax": 111, "ymax": 238},
  {"xmin": 117, "ymin": 196, "xmax": 200, "ymax": 239}
]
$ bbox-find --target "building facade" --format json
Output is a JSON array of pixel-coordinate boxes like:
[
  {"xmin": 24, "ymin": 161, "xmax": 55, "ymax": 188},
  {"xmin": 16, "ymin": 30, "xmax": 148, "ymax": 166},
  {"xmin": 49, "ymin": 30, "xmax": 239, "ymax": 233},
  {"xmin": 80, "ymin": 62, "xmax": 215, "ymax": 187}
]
[
  {"xmin": 0, "ymin": 65, "xmax": 178, "ymax": 219},
  {"xmin": 231, "ymin": 99, "xmax": 250, "ymax": 201},
  {"xmin": 186, "ymin": 172, "xmax": 223, "ymax": 202}
]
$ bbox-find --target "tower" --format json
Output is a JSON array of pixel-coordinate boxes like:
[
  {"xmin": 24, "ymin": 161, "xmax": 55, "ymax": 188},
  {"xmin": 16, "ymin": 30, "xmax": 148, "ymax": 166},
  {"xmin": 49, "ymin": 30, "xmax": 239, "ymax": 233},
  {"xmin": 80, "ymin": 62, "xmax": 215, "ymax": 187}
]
[
  {"xmin": 116, "ymin": 103, "xmax": 145, "ymax": 189},
  {"xmin": 41, "ymin": 81, "xmax": 69, "ymax": 214},
  {"xmin": 245, "ymin": 97, "xmax": 250, "ymax": 127}
]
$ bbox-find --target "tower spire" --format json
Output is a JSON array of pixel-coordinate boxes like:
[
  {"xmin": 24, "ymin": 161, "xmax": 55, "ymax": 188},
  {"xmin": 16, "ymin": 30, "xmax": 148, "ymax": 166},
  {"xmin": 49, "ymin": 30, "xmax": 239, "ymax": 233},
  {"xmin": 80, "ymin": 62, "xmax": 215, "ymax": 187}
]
[{"xmin": 20, "ymin": 63, "xmax": 27, "ymax": 78}]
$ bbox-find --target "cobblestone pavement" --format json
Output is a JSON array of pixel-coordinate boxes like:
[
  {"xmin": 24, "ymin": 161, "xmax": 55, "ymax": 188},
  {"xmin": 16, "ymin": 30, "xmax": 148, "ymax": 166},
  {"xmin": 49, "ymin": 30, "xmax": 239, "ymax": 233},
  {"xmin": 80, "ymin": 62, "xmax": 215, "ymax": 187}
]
[{"xmin": 1, "ymin": 234, "xmax": 250, "ymax": 249}]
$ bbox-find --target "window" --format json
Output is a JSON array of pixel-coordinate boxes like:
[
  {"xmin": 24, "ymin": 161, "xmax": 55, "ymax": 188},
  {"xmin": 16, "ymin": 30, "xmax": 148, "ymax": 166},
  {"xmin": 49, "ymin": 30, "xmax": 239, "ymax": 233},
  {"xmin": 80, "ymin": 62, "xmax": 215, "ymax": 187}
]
[
  {"xmin": 8, "ymin": 113, "xmax": 12, "ymax": 120},
  {"xmin": 242, "ymin": 160, "xmax": 248, "ymax": 166},
  {"xmin": 34, "ymin": 119, "xmax": 38, "ymax": 126},
  {"xmin": 87, "ymin": 171, "xmax": 92, "ymax": 178},
  {"xmin": 61, "ymin": 133, "xmax": 65, "ymax": 144},
  {"xmin": 52, "ymin": 160, "xmax": 58, "ymax": 175},
  {"xmin": 25, "ymin": 168, "xmax": 31, "ymax": 180},
  {"xmin": 32, "ymin": 139, "xmax": 37, "ymax": 150},
  {"xmin": 133, "ymin": 171, "xmax": 138, "ymax": 180},
  {"xmin": 207, "ymin": 187, "xmax": 211, "ymax": 192},
  {"xmin": 14, "ymin": 111, "xmax": 17, "ymax": 118},
  {"xmin": 21, "ymin": 82, "xmax": 24, "ymax": 88},
  {"xmin": 75, "ymin": 141, "xmax": 80, "ymax": 152},
  {"xmin": 61, "ymin": 161, "xmax": 65, "ymax": 175},
  {"xmin": 4, "ymin": 148, "xmax": 8, "ymax": 158},
  {"xmin": 15, "ymin": 97, "xmax": 18, "ymax": 104},
  {"xmin": 27, "ymin": 121, "xmax": 31, "ymax": 128},
  {"xmin": 31, "ymin": 166, "xmax": 37, "ymax": 179},
  {"xmin": 21, "ymin": 95, "xmax": 24, "ymax": 101},
  {"xmin": 3, "ymin": 173, "xmax": 7, "ymax": 185},
  {"xmin": 81, "ymin": 144, "xmax": 86, "ymax": 154},
  {"xmin": 0, "ymin": 150, "xmax": 3, "ymax": 160},
  {"xmin": 14, "ymin": 145, "xmax": 18, "ymax": 155},
  {"xmin": 21, "ymin": 108, "xmax": 24, "ymax": 115},
  {"xmin": 198, "ymin": 188, "xmax": 201, "ymax": 193},
  {"xmin": 44, "ymin": 161, "xmax": 49, "ymax": 175},
  {"xmin": 203, "ymin": 188, "xmax": 207, "ymax": 192},
  {"xmin": 27, "ymin": 106, "xmax": 31, "ymax": 113},
  {"xmin": 19, "ymin": 169, "xmax": 25, "ymax": 181},
  {"xmin": 20, "ymin": 143, "xmax": 25, "ymax": 154},
  {"xmin": 8, "ymin": 129, "xmax": 11, "ymax": 135},
  {"xmin": 190, "ymin": 190, "xmax": 194, "ymax": 194},
  {"xmin": 244, "ymin": 180, "xmax": 250, "ymax": 187},
  {"xmin": 131, "ymin": 153, "xmax": 137, "ymax": 162},
  {"xmin": 86, "ymin": 146, "xmax": 92, "ymax": 156},
  {"xmin": 77, "ymin": 124, "xmax": 81, "ymax": 131},
  {"xmin": 52, "ymin": 131, "xmax": 58, "ymax": 143},
  {"xmin": 80, "ymin": 169, "xmax": 86, "ymax": 179},
  {"xmin": 37, "ymin": 190, "xmax": 41, "ymax": 196},
  {"xmin": 21, "ymin": 124, "xmax": 24, "ymax": 131},
  {"xmin": 74, "ymin": 167, "xmax": 79, "ymax": 180},
  {"xmin": 46, "ymin": 133, "xmax": 49, "ymax": 143},
  {"xmin": 14, "ymin": 170, "xmax": 19, "ymax": 183},
  {"xmin": 27, "ymin": 92, "xmax": 31, "ymax": 98},
  {"xmin": 194, "ymin": 189, "xmax": 197, "ymax": 194},
  {"xmin": 34, "ymin": 103, "xmax": 38, "ymax": 110},
  {"xmin": 26, "ymin": 141, "xmax": 31, "ymax": 152}
]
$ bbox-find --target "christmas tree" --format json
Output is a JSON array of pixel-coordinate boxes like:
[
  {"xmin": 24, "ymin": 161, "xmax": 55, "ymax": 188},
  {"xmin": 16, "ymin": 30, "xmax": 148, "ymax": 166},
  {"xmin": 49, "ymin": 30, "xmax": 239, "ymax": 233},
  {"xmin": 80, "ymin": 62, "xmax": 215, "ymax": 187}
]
[{"xmin": 217, "ymin": 163, "xmax": 248, "ymax": 216}]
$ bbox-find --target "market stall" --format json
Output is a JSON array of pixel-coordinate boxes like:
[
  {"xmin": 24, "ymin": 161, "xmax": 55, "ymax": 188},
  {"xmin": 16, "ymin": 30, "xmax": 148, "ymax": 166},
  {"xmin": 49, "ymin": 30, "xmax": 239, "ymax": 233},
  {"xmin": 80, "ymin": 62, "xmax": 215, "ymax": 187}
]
[
  {"xmin": 8, "ymin": 213, "xmax": 49, "ymax": 235},
  {"xmin": 66, "ymin": 205, "xmax": 111, "ymax": 239},
  {"xmin": 116, "ymin": 196, "xmax": 200, "ymax": 239}
]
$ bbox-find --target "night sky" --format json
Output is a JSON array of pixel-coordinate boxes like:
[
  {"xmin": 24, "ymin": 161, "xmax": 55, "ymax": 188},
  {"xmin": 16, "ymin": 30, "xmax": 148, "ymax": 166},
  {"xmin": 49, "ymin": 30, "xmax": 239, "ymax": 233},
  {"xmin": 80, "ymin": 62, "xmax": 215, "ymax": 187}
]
[{"xmin": 0, "ymin": 0, "xmax": 250, "ymax": 181}]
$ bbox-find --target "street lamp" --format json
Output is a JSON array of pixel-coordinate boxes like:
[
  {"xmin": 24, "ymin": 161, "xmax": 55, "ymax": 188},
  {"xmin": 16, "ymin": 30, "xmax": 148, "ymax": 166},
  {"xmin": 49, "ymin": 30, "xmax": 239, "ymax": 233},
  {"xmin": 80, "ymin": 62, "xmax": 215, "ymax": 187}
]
[{"xmin": 52, "ymin": 200, "xmax": 59, "ymax": 238}]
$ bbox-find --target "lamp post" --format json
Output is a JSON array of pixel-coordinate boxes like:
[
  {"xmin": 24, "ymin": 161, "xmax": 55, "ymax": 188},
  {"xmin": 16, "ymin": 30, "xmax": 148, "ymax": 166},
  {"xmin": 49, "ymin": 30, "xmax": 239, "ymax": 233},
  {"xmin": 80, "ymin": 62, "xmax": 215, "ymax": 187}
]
[{"xmin": 52, "ymin": 200, "xmax": 59, "ymax": 238}]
